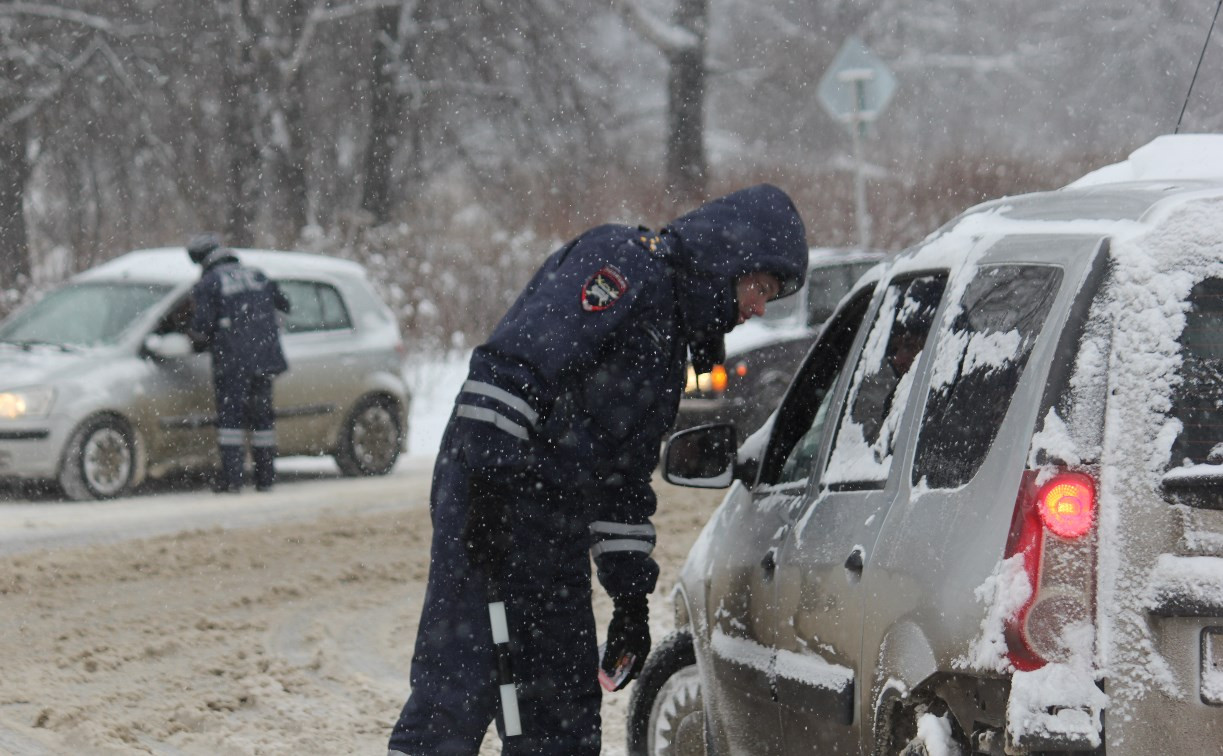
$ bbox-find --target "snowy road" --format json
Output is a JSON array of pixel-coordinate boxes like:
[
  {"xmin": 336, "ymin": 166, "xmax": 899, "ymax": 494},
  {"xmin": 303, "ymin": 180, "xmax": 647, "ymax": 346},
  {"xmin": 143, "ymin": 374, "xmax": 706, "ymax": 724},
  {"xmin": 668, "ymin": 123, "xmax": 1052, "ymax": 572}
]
[
  {"xmin": 0, "ymin": 453, "xmax": 722, "ymax": 755},
  {"xmin": 0, "ymin": 456, "xmax": 435, "ymax": 557}
]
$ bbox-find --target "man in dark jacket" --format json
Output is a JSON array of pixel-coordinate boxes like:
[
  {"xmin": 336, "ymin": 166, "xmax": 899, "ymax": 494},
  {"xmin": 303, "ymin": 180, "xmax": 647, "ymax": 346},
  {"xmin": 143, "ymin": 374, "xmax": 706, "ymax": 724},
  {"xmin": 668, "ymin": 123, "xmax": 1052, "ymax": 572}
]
[
  {"xmin": 187, "ymin": 234, "xmax": 291, "ymax": 493},
  {"xmin": 386, "ymin": 185, "xmax": 808, "ymax": 755}
]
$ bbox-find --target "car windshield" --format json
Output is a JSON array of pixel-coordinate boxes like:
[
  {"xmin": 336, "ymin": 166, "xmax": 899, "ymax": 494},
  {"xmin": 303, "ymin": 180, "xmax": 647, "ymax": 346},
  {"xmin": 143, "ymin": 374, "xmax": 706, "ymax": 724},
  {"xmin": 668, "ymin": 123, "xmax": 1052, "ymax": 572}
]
[
  {"xmin": 807, "ymin": 261, "xmax": 878, "ymax": 326},
  {"xmin": 762, "ymin": 290, "xmax": 802, "ymax": 324},
  {"xmin": 0, "ymin": 282, "xmax": 173, "ymax": 347}
]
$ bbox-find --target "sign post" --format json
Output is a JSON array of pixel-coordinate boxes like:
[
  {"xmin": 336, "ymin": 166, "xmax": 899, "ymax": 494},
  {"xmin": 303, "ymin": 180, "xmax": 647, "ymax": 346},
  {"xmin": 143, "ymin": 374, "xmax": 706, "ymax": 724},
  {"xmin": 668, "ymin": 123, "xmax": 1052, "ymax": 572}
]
[{"xmin": 817, "ymin": 36, "xmax": 896, "ymax": 250}]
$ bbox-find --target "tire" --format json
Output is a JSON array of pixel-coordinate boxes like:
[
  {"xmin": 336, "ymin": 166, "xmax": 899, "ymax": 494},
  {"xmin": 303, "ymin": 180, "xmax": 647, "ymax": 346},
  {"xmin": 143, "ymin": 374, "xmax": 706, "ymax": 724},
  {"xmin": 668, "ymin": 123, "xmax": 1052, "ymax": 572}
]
[
  {"xmin": 58, "ymin": 415, "xmax": 137, "ymax": 500},
  {"xmin": 627, "ymin": 630, "xmax": 705, "ymax": 756},
  {"xmin": 334, "ymin": 395, "xmax": 402, "ymax": 476}
]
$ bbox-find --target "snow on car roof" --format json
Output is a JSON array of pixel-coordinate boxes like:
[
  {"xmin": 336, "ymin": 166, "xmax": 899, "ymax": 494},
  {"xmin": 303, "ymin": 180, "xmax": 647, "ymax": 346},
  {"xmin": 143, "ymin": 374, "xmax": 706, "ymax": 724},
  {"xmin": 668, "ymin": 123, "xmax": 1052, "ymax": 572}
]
[
  {"xmin": 1068, "ymin": 133, "xmax": 1223, "ymax": 188},
  {"xmin": 76, "ymin": 247, "xmax": 368, "ymax": 285},
  {"xmin": 807, "ymin": 246, "xmax": 884, "ymax": 266},
  {"xmin": 889, "ymin": 135, "xmax": 1223, "ymax": 280}
]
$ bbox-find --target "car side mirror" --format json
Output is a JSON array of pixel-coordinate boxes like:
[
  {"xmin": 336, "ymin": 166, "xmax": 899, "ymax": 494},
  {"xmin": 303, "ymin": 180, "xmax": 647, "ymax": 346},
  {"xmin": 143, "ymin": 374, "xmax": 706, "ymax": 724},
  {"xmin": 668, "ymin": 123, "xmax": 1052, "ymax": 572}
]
[
  {"xmin": 664, "ymin": 423, "xmax": 738, "ymax": 488},
  {"xmin": 144, "ymin": 332, "xmax": 194, "ymax": 359}
]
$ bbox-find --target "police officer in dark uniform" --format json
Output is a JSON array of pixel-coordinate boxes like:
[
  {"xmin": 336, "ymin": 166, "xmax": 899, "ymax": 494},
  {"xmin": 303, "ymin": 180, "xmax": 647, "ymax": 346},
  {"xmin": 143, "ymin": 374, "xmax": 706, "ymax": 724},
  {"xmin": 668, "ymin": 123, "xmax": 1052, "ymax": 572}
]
[
  {"xmin": 187, "ymin": 234, "xmax": 291, "ymax": 493},
  {"xmin": 387, "ymin": 185, "xmax": 809, "ymax": 755}
]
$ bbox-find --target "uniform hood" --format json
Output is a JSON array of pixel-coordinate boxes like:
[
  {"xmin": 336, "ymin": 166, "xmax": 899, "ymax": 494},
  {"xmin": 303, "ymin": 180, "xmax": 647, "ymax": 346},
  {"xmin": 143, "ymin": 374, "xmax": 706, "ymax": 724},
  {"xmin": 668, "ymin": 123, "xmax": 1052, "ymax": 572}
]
[
  {"xmin": 663, "ymin": 184, "xmax": 808, "ymax": 364},
  {"xmin": 201, "ymin": 247, "xmax": 240, "ymax": 271},
  {"xmin": 666, "ymin": 183, "xmax": 808, "ymax": 298}
]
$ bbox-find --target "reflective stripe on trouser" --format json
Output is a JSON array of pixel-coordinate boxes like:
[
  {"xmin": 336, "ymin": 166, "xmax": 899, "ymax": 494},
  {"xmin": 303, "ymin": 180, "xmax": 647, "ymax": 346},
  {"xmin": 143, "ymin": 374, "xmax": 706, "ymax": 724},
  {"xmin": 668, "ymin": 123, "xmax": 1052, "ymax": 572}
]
[
  {"xmin": 251, "ymin": 428, "xmax": 276, "ymax": 488},
  {"xmin": 387, "ymin": 431, "xmax": 601, "ymax": 756}
]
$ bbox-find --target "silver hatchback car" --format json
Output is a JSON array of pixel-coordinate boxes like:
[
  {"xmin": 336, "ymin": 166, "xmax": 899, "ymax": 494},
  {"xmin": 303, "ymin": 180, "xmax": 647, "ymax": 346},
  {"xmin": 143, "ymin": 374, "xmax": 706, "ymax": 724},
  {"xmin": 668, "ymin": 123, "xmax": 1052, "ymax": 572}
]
[
  {"xmin": 636, "ymin": 135, "xmax": 1223, "ymax": 755},
  {"xmin": 0, "ymin": 248, "xmax": 410, "ymax": 500}
]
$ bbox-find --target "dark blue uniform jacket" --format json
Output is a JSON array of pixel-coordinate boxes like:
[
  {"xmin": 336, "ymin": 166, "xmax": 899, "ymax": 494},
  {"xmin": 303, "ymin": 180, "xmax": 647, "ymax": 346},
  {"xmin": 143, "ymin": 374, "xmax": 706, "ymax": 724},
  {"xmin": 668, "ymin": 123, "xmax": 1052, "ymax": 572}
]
[
  {"xmin": 453, "ymin": 184, "xmax": 807, "ymax": 599},
  {"xmin": 190, "ymin": 252, "xmax": 290, "ymax": 377}
]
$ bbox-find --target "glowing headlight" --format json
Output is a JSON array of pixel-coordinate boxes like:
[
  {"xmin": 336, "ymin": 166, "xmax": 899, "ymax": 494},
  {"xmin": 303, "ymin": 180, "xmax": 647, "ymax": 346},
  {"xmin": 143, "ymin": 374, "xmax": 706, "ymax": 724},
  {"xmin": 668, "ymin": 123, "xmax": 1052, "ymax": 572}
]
[{"xmin": 0, "ymin": 386, "xmax": 55, "ymax": 419}]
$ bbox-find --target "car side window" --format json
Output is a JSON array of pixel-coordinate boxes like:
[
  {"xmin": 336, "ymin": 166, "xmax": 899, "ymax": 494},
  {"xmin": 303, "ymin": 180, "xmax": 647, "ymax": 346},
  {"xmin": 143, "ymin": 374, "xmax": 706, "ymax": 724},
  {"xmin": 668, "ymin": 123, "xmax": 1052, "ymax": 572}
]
[
  {"xmin": 912, "ymin": 265, "xmax": 1063, "ymax": 488},
  {"xmin": 823, "ymin": 274, "xmax": 947, "ymax": 490},
  {"xmin": 1168, "ymin": 277, "xmax": 1223, "ymax": 468},
  {"xmin": 280, "ymin": 281, "xmax": 353, "ymax": 334},
  {"xmin": 775, "ymin": 383, "xmax": 838, "ymax": 485},
  {"xmin": 758, "ymin": 286, "xmax": 876, "ymax": 486}
]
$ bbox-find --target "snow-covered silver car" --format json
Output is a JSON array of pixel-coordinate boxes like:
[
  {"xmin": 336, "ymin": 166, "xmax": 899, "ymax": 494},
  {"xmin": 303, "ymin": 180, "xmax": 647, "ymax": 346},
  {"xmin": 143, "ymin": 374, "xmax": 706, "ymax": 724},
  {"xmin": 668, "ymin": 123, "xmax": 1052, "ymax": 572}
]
[
  {"xmin": 0, "ymin": 248, "xmax": 409, "ymax": 500},
  {"xmin": 634, "ymin": 134, "xmax": 1223, "ymax": 755}
]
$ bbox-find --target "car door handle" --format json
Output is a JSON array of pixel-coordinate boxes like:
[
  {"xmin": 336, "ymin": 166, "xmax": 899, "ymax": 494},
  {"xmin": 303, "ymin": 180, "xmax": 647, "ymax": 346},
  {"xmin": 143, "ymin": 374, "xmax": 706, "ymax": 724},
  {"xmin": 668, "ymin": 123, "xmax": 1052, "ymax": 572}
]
[{"xmin": 844, "ymin": 546, "xmax": 864, "ymax": 574}]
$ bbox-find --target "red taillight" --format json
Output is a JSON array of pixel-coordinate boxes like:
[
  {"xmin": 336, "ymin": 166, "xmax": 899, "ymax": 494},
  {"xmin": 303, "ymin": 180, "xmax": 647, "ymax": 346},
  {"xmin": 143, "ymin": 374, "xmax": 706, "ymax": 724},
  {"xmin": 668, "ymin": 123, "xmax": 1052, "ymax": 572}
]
[
  {"xmin": 1003, "ymin": 469, "xmax": 1098, "ymax": 671},
  {"xmin": 1037, "ymin": 473, "xmax": 1095, "ymax": 539},
  {"xmin": 733, "ymin": 361, "xmax": 748, "ymax": 377}
]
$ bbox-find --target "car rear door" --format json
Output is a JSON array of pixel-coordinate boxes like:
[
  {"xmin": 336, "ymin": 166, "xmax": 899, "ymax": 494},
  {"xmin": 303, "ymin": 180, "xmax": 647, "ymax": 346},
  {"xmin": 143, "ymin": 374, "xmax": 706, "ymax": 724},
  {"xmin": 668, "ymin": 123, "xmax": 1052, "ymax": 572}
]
[
  {"xmin": 273, "ymin": 279, "xmax": 361, "ymax": 453},
  {"xmin": 1108, "ymin": 254, "xmax": 1223, "ymax": 753},
  {"xmin": 768, "ymin": 273, "xmax": 948, "ymax": 752}
]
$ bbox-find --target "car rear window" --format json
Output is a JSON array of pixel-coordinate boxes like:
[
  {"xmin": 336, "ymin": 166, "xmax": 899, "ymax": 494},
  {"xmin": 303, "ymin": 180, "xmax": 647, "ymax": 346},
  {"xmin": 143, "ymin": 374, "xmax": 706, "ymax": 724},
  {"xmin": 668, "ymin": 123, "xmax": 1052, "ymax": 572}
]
[
  {"xmin": 824, "ymin": 274, "xmax": 947, "ymax": 490},
  {"xmin": 280, "ymin": 281, "xmax": 352, "ymax": 333},
  {"xmin": 1168, "ymin": 277, "xmax": 1223, "ymax": 468},
  {"xmin": 912, "ymin": 265, "xmax": 1063, "ymax": 489}
]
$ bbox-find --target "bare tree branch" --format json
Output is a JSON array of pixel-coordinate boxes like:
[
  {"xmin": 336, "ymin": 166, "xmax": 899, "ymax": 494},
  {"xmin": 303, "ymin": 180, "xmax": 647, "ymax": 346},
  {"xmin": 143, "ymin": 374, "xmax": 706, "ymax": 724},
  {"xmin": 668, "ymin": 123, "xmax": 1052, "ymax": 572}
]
[
  {"xmin": 0, "ymin": 38, "xmax": 104, "ymax": 133},
  {"xmin": 0, "ymin": 2, "xmax": 151, "ymax": 37},
  {"xmin": 610, "ymin": 0, "xmax": 698, "ymax": 55}
]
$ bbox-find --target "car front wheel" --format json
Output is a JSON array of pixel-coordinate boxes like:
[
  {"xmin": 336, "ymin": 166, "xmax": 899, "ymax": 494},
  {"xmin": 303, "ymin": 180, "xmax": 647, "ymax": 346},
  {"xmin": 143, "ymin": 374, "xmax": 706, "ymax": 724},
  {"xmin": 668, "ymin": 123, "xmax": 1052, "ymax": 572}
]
[
  {"xmin": 334, "ymin": 395, "xmax": 402, "ymax": 476},
  {"xmin": 627, "ymin": 630, "xmax": 705, "ymax": 756},
  {"xmin": 59, "ymin": 415, "xmax": 138, "ymax": 500}
]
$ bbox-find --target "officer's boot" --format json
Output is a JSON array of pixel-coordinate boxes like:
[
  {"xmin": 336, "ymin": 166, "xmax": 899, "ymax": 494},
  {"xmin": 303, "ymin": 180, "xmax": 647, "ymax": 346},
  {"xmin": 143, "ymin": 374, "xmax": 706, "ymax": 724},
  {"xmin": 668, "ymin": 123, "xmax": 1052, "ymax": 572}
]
[
  {"xmin": 218, "ymin": 444, "xmax": 245, "ymax": 493},
  {"xmin": 252, "ymin": 442, "xmax": 276, "ymax": 492}
]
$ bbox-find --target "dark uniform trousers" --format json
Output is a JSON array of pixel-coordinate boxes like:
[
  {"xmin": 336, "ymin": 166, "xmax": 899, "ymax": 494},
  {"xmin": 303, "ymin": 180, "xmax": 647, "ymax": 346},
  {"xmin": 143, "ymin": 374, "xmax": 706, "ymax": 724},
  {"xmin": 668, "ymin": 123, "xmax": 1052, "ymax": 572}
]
[
  {"xmin": 214, "ymin": 369, "xmax": 277, "ymax": 491},
  {"xmin": 387, "ymin": 427, "xmax": 602, "ymax": 755}
]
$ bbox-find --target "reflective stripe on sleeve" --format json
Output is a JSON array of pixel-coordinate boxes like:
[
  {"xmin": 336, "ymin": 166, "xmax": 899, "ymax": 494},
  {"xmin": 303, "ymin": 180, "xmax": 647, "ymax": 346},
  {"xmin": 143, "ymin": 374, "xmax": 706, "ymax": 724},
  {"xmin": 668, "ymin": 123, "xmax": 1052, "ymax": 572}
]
[
  {"xmin": 462, "ymin": 380, "xmax": 539, "ymax": 428},
  {"xmin": 455, "ymin": 404, "xmax": 531, "ymax": 441},
  {"xmin": 590, "ymin": 521, "xmax": 656, "ymax": 538},
  {"xmin": 590, "ymin": 539, "xmax": 655, "ymax": 558}
]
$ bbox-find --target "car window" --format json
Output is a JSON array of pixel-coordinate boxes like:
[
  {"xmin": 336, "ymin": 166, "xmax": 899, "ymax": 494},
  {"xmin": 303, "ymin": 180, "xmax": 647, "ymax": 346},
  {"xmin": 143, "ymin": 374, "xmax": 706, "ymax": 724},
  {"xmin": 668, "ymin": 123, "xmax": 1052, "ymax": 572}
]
[
  {"xmin": 758, "ymin": 285, "xmax": 876, "ymax": 486},
  {"xmin": 0, "ymin": 282, "xmax": 172, "ymax": 347},
  {"xmin": 776, "ymin": 384, "xmax": 838, "ymax": 485},
  {"xmin": 1168, "ymin": 277, "xmax": 1223, "ymax": 468},
  {"xmin": 912, "ymin": 265, "xmax": 1063, "ymax": 489},
  {"xmin": 807, "ymin": 261, "xmax": 878, "ymax": 327},
  {"xmin": 280, "ymin": 281, "xmax": 353, "ymax": 334},
  {"xmin": 823, "ymin": 274, "xmax": 947, "ymax": 490}
]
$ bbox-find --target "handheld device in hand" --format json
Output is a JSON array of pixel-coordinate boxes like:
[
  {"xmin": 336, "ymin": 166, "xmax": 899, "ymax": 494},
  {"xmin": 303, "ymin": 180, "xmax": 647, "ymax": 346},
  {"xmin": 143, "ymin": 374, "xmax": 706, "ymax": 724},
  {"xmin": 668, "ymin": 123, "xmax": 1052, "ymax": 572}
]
[{"xmin": 597, "ymin": 642, "xmax": 638, "ymax": 692}]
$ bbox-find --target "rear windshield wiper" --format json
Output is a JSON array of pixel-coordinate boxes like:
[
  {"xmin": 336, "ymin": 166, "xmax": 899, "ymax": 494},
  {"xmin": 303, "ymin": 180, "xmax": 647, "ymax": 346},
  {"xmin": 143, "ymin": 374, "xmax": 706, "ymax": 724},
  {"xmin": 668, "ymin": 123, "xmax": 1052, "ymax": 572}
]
[{"xmin": 1162, "ymin": 463, "xmax": 1223, "ymax": 510}]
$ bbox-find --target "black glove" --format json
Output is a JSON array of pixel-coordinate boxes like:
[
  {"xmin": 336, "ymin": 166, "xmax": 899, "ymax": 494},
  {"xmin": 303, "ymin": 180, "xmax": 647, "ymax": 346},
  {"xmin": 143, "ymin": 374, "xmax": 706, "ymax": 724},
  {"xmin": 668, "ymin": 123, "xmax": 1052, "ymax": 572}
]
[
  {"xmin": 461, "ymin": 475, "xmax": 513, "ymax": 573},
  {"xmin": 601, "ymin": 594, "xmax": 650, "ymax": 691}
]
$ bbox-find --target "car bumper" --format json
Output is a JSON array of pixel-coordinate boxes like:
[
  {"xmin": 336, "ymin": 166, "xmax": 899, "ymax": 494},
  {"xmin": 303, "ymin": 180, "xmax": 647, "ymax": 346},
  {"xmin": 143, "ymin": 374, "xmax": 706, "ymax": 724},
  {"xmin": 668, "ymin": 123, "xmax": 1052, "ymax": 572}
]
[{"xmin": 0, "ymin": 421, "xmax": 66, "ymax": 480}]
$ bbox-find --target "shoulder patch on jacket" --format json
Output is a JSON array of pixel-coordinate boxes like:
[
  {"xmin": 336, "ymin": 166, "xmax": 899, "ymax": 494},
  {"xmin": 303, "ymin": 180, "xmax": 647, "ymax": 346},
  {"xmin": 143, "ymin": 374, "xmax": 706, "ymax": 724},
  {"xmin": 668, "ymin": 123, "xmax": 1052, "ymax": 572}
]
[{"xmin": 582, "ymin": 265, "xmax": 628, "ymax": 312}]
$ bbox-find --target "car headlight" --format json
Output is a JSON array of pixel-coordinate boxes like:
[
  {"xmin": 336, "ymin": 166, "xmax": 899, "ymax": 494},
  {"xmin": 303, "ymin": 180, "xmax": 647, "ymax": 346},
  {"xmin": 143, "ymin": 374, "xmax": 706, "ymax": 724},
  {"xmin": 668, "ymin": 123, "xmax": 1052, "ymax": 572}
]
[{"xmin": 0, "ymin": 386, "xmax": 55, "ymax": 419}]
